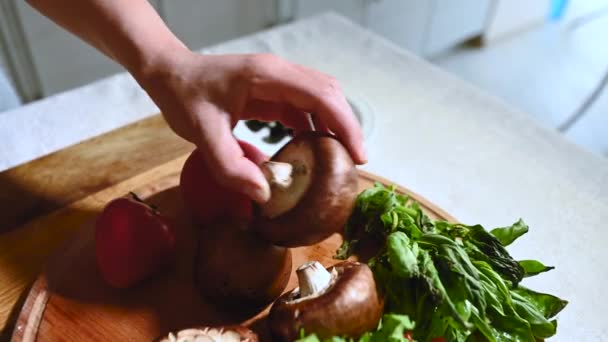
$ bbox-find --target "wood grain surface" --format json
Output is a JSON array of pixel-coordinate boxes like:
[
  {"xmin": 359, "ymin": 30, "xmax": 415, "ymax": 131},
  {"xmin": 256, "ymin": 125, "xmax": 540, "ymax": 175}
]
[
  {"xmin": 0, "ymin": 115, "xmax": 193, "ymax": 232},
  {"xmin": 0, "ymin": 156, "xmax": 189, "ymax": 339},
  {"xmin": 11, "ymin": 168, "xmax": 455, "ymax": 342},
  {"xmin": 0, "ymin": 114, "xmax": 195, "ymax": 339},
  {"xmin": 0, "ymin": 112, "xmax": 455, "ymax": 340}
]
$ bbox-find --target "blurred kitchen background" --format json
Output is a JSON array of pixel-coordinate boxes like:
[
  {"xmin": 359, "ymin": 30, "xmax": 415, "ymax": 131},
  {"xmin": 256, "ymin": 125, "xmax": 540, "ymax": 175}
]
[{"xmin": 1, "ymin": 0, "xmax": 607, "ymax": 157}]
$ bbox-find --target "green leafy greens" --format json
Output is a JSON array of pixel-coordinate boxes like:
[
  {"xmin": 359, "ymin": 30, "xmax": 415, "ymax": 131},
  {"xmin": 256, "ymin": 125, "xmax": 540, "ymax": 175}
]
[
  {"xmin": 297, "ymin": 314, "xmax": 416, "ymax": 342},
  {"xmin": 298, "ymin": 183, "xmax": 567, "ymax": 342}
]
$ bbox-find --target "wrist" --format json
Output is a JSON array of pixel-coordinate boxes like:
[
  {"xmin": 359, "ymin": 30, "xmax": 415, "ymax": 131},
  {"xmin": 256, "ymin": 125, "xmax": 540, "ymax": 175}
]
[{"xmin": 127, "ymin": 37, "xmax": 192, "ymax": 86}]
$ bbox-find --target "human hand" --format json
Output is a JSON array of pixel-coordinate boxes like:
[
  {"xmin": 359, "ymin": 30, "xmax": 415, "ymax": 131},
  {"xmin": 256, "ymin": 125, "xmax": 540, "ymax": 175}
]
[{"xmin": 137, "ymin": 51, "xmax": 366, "ymax": 203}]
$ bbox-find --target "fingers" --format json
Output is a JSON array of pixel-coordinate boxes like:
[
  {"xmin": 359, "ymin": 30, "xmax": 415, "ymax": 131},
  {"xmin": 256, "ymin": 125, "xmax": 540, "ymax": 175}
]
[
  {"xmin": 314, "ymin": 94, "xmax": 367, "ymax": 163},
  {"xmin": 245, "ymin": 55, "xmax": 367, "ymax": 164},
  {"xmin": 194, "ymin": 104, "xmax": 271, "ymax": 203},
  {"xmin": 310, "ymin": 113, "xmax": 330, "ymax": 134}
]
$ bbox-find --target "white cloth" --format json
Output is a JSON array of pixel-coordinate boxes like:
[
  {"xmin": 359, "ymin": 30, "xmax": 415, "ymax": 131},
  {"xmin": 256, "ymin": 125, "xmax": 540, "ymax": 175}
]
[{"xmin": 0, "ymin": 13, "xmax": 606, "ymax": 340}]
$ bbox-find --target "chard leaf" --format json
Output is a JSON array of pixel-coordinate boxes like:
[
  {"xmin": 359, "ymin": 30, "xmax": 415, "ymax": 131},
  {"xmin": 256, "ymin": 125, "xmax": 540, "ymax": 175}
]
[
  {"xmin": 519, "ymin": 260, "xmax": 555, "ymax": 277},
  {"xmin": 490, "ymin": 219, "xmax": 529, "ymax": 246}
]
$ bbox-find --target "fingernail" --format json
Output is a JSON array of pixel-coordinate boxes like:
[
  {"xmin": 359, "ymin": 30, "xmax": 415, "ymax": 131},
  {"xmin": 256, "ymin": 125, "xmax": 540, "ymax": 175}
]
[
  {"xmin": 359, "ymin": 144, "xmax": 368, "ymax": 164},
  {"xmin": 245, "ymin": 181, "xmax": 271, "ymax": 204}
]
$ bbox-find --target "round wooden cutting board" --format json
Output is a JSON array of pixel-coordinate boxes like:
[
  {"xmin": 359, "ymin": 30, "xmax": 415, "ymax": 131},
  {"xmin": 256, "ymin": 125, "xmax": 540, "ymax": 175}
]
[{"xmin": 11, "ymin": 170, "xmax": 455, "ymax": 342}]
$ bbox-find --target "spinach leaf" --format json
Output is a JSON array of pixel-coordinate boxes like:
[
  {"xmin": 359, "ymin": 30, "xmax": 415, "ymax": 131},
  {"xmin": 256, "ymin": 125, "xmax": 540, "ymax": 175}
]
[
  {"xmin": 297, "ymin": 314, "xmax": 415, "ymax": 342},
  {"xmin": 417, "ymin": 244, "xmax": 475, "ymax": 330},
  {"xmin": 512, "ymin": 287, "xmax": 568, "ymax": 319},
  {"xmin": 329, "ymin": 184, "xmax": 567, "ymax": 342},
  {"xmin": 485, "ymin": 305, "xmax": 536, "ymax": 342},
  {"xmin": 434, "ymin": 222, "xmax": 524, "ymax": 286},
  {"xmin": 336, "ymin": 183, "xmax": 413, "ymax": 259},
  {"xmin": 296, "ymin": 334, "xmax": 322, "ymax": 342},
  {"xmin": 519, "ymin": 260, "xmax": 555, "ymax": 277},
  {"xmin": 511, "ymin": 292, "xmax": 557, "ymax": 338},
  {"xmin": 375, "ymin": 314, "xmax": 416, "ymax": 341},
  {"xmin": 387, "ymin": 232, "xmax": 419, "ymax": 278},
  {"xmin": 490, "ymin": 219, "xmax": 529, "ymax": 246},
  {"xmin": 469, "ymin": 305, "xmax": 499, "ymax": 342},
  {"xmin": 466, "ymin": 225, "xmax": 524, "ymax": 286},
  {"xmin": 473, "ymin": 261, "xmax": 511, "ymax": 307},
  {"xmin": 419, "ymin": 234, "xmax": 486, "ymax": 313}
]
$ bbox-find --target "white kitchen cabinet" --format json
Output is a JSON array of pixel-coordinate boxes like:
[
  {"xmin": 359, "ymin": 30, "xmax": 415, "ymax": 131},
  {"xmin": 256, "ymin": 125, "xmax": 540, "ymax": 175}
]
[
  {"xmin": 5, "ymin": 0, "xmax": 492, "ymax": 100},
  {"xmin": 287, "ymin": 0, "xmax": 492, "ymax": 57},
  {"xmin": 162, "ymin": 0, "xmax": 274, "ymax": 51},
  {"xmin": 9, "ymin": 0, "xmax": 271, "ymax": 98},
  {"xmin": 292, "ymin": 0, "xmax": 367, "ymax": 25},
  {"xmin": 0, "ymin": 47, "xmax": 21, "ymax": 111},
  {"xmin": 483, "ymin": 0, "xmax": 548, "ymax": 43},
  {"xmin": 366, "ymin": 0, "xmax": 432, "ymax": 54},
  {"xmin": 289, "ymin": 0, "xmax": 430, "ymax": 54},
  {"xmin": 13, "ymin": 1, "xmax": 163, "ymax": 97},
  {"xmin": 424, "ymin": 0, "xmax": 493, "ymax": 56}
]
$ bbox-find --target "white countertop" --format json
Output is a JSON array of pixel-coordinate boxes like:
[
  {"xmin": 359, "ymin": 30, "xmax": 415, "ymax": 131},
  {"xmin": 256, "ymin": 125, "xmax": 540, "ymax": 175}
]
[{"xmin": 1, "ymin": 13, "xmax": 606, "ymax": 341}]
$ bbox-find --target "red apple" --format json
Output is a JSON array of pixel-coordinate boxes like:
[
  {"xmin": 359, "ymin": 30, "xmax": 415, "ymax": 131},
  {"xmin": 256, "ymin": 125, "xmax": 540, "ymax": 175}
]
[
  {"xmin": 95, "ymin": 193, "xmax": 176, "ymax": 288},
  {"xmin": 179, "ymin": 139, "xmax": 267, "ymax": 225}
]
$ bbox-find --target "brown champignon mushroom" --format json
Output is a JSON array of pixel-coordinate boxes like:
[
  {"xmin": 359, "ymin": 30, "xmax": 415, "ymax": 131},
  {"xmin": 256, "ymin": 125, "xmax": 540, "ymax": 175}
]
[
  {"xmin": 253, "ymin": 132, "xmax": 358, "ymax": 247},
  {"xmin": 268, "ymin": 260, "xmax": 384, "ymax": 341},
  {"xmin": 156, "ymin": 325, "xmax": 259, "ymax": 342},
  {"xmin": 194, "ymin": 219, "xmax": 292, "ymax": 311}
]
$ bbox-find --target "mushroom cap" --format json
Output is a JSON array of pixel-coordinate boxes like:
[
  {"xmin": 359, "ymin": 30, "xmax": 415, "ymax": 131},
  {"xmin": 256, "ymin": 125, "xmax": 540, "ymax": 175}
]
[
  {"xmin": 254, "ymin": 132, "xmax": 358, "ymax": 247},
  {"xmin": 156, "ymin": 325, "xmax": 259, "ymax": 342},
  {"xmin": 194, "ymin": 220, "xmax": 292, "ymax": 311},
  {"xmin": 268, "ymin": 261, "xmax": 384, "ymax": 341}
]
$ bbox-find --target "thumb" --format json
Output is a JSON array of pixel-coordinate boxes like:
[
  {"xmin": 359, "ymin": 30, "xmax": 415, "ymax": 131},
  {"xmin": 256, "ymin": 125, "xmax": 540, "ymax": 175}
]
[{"xmin": 196, "ymin": 109, "xmax": 271, "ymax": 203}]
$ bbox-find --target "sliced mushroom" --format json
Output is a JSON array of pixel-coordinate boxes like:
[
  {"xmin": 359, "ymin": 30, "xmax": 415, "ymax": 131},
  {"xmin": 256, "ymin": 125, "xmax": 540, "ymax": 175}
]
[
  {"xmin": 156, "ymin": 325, "xmax": 259, "ymax": 342},
  {"xmin": 194, "ymin": 219, "xmax": 292, "ymax": 311},
  {"xmin": 254, "ymin": 132, "xmax": 358, "ymax": 247},
  {"xmin": 269, "ymin": 261, "xmax": 384, "ymax": 341}
]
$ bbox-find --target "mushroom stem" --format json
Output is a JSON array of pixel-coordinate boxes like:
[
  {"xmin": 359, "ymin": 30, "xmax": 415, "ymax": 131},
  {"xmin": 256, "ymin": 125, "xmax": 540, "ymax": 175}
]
[
  {"xmin": 160, "ymin": 326, "xmax": 256, "ymax": 342},
  {"xmin": 262, "ymin": 161, "xmax": 293, "ymax": 189},
  {"xmin": 297, "ymin": 261, "xmax": 333, "ymax": 297}
]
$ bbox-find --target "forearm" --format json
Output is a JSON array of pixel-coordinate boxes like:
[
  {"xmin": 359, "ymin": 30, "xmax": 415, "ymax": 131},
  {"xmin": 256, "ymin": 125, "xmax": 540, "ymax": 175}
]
[{"xmin": 26, "ymin": 0, "xmax": 188, "ymax": 79}]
